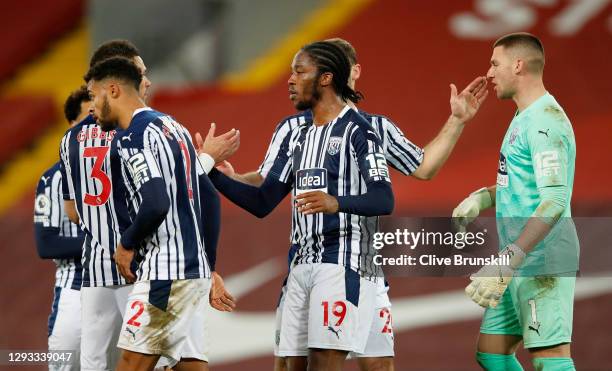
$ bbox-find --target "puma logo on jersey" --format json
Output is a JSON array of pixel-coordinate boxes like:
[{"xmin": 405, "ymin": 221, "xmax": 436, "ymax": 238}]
[
  {"xmin": 538, "ymin": 129, "xmax": 549, "ymax": 137},
  {"xmin": 327, "ymin": 326, "xmax": 342, "ymax": 339},
  {"xmin": 122, "ymin": 133, "xmax": 133, "ymax": 141}
]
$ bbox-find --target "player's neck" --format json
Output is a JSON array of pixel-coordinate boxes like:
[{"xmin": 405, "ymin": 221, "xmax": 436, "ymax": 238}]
[
  {"xmin": 311, "ymin": 95, "xmax": 347, "ymax": 126},
  {"xmin": 513, "ymin": 80, "xmax": 546, "ymax": 112},
  {"xmin": 118, "ymin": 98, "xmax": 147, "ymax": 130}
]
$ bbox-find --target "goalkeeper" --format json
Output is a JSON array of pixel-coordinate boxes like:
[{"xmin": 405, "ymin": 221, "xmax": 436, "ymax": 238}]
[{"xmin": 453, "ymin": 33, "xmax": 579, "ymax": 371}]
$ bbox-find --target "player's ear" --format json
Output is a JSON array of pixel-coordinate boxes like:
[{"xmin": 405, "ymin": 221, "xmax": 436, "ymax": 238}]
[
  {"xmin": 108, "ymin": 82, "xmax": 121, "ymax": 99},
  {"xmin": 352, "ymin": 64, "xmax": 361, "ymax": 81},
  {"xmin": 319, "ymin": 72, "xmax": 333, "ymax": 87},
  {"xmin": 513, "ymin": 59, "xmax": 524, "ymax": 75}
]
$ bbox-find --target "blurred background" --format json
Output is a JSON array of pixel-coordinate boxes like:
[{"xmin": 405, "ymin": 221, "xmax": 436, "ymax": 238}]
[{"xmin": 0, "ymin": 0, "xmax": 611, "ymax": 370}]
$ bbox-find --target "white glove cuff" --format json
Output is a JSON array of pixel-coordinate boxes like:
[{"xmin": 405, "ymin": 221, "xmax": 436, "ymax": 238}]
[
  {"xmin": 501, "ymin": 243, "xmax": 526, "ymax": 269},
  {"xmin": 470, "ymin": 187, "xmax": 493, "ymax": 210},
  {"xmin": 198, "ymin": 153, "xmax": 215, "ymax": 174}
]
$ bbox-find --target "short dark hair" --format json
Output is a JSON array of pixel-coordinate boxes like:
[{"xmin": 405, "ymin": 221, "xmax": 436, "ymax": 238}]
[
  {"xmin": 89, "ymin": 39, "xmax": 140, "ymax": 67},
  {"xmin": 64, "ymin": 85, "xmax": 90, "ymax": 122},
  {"xmin": 326, "ymin": 38, "xmax": 357, "ymax": 65},
  {"xmin": 84, "ymin": 56, "xmax": 142, "ymax": 91},
  {"xmin": 494, "ymin": 32, "xmax": 545, "ymax": 73},
  {"xmin": 302, "ymin": 41, "xmax": 363, "ymax": 103}
]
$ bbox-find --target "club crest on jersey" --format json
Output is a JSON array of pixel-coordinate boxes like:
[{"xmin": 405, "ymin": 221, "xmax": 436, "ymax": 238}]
[
  {"xmin": 295, "ymin": 168, "xmax": 328, "ymax": 195},
  {"xmin": 509, "ymin": 126, "xmax": 519, "ymax": 145},
  {"xmin": 327, "ymin": 136, "xmax": 343, "ymax": 155}
]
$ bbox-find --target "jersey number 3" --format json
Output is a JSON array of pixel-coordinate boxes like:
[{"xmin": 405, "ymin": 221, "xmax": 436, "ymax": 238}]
[{"xmin": 83, "ymin": 146, "xmax": 112, "ymax": 206}]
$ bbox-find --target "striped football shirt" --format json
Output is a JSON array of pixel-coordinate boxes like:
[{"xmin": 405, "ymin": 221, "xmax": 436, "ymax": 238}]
[
  {"xmin": 116, "ymin": 108, "xmax": 210, "ymax": 281},
  {"xmin": 34, "ymin": 162, "xmax": 83, "ymax": 289},
  {"xmin": 259, "ymin": 109, "xmax": 424, "ymax": 178},
  {"xmin": 266, "ymin": 105, "xmax": 391, "ymax": 278},
  {"xmin": 59, "ymin": 115, "xmax": 131, "ymax": 287}
]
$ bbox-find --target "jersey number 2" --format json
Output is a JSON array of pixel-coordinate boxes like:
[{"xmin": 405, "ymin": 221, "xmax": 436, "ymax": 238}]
[
  {"xmin": 127, "ymin": 300, "xmax": 145, "ymax": 327},
  {"xmin": 83, "ymin": 146, "xmax": 111, "ymax": 206}
]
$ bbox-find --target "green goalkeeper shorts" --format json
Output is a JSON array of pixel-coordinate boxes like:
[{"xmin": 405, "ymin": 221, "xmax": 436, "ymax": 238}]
[{"xmin": 480, "ymin": 275, "xmax": 575, "ymax": 348}]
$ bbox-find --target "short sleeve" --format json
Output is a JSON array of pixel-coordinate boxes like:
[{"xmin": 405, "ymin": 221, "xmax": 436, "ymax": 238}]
[
  {"xmin": 118, "ymin": 129, "xmax": 162, "ymax": 192},
  {"xmin": 259, "ymin": 116, "xmax": 304, "ymax": 178},
  {"xmin": 381, "ymin": 117, "xmax": 424, "ymax": 175},
  {"xmin": 266, "ymin": 127, "xmax": 296, "ymax": 185}
]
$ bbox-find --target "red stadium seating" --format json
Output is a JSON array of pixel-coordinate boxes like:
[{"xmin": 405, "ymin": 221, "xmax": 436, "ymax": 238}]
[
  {"xmin": 0, "ymin": 0, "xmax": 83, "ymax": 82},
  {"xmin": 0, "ymin": 95, "xmax": 56, "ymax": 165}
]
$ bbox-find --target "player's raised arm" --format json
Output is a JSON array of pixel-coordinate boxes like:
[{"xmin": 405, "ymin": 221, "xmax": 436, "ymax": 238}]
[
  {"xmin": 207, "ymin": 167, "xmax": 292, "ymax": 218},
  {"xmin": 197, "ymin": 123, "xmax": 294, "ymax": 218},
  {"xmin": 411, "ymin": 76, "xmax": 488, "ymax": 180},
  {"xmin": 194, "ymin": 123, "xmax": 240, "ymax": 172}
]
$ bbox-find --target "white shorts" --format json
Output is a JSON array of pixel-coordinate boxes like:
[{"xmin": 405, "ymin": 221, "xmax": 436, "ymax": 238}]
[
  {"xmin": 274, "ymin": 276, "xmax": 394, "ymax": 358},
  {"xmin": 117, "ymin": 278, "xmax": 211, "ymax": 365},
  {"xmin": 277, "ymin": 263, "xmax": 377, "ymax": 356},
  {"xmin": 48, "ymin": 287, "xmax": 80, "ymax": 371},
  {"xmin": 349, "ymin": 279, "xmax": 394, "ymax": 358},
  {"xmin": 80, "ymin": 284, "xmax": 131, "ymax": 371}
]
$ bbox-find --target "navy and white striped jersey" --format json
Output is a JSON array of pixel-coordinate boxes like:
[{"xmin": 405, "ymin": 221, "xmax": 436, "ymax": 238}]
[
  {"xmin": 117, "ymin": 108, "xmax": 210, "ymax": 281},
  {"xmin": 34, "ymin": 162, "xmax": 82, "ymax": 290},
  {"xmin": 259, "ymin": 109, "xmax": 424, "ymax": 178},
  {"xmin": 59, "ymin": 115, "xmax": 131, "ymax": 287},
  {"xmin": 266, "ymin": 106, "xmax": 391, "ymax": 277}
]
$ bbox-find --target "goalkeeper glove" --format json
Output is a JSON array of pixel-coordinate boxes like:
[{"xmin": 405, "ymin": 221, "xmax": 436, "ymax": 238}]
[
  {"xmin": 452, "ymin": 187, "xmax": 493, "ymax": 232},
  {"xmin": 465, "ymin": 243, "xmax": 526, "ymax": 308}
]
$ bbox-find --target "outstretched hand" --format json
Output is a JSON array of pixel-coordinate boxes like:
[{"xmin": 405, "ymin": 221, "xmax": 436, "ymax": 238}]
[
  {"xmin": 216, "ymin": 160, "xmax": 235, "ymax": 177},
  {"xmin": 194, "ymin": 123, "xmax": 240, "ymax": 164},
  {"xmin": 450, "ymin": 76, "xmax": 488, "ymax": 123}
]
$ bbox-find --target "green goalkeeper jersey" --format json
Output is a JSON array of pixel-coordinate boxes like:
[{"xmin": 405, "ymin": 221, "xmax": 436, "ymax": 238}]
[{"xmin": 495, "ymin": 92, "xmax": 579, "ymax": 275}]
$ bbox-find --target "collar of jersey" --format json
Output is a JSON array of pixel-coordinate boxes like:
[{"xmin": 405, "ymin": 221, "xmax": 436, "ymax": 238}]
[
  {"xmin": 515, "ymin": 92, "xmax": 551, "ymax": 118},
  {"xmin": 132, "ymin": 106, "xmax": 153, "ymax": 118},
  {"xmin": 311, "ymin": 104, "xmax": 351, "ymax": 127}
]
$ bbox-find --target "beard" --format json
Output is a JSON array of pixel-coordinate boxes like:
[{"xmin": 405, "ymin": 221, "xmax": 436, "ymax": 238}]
[
  {"xmin": 498, "ymin": 88, "xmax": 515, "ymax": 100},
  {"xmin": 294, "ymin": 78, "xmax": 320, "ymax": 111},
  {"xmin": 97, "ymin": 96, "xmax": 117, "ymax": 132}
]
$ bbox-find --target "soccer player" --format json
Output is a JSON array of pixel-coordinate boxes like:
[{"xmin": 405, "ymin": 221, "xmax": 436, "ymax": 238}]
[
  {"xmin": 205, "ymin": 37, "xmax": 488, "ymax": 371},
  {"xmin": 201, "ymin": 41, "xmax": 396, "ymax": 371},
  {"xmin": 453, "ymin": 33, "xmax": 578, "ymax": 371},
  {"xmin": 59, "ymin": 40, "xmax": 152, "ymax": 371},
  {"xmin": 34, "ymin": 86, "xmax": 89, "ymax": 371},
  {"xmin": 84, "ymin": 56, "xmax": 219, "ymax": 371}
]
